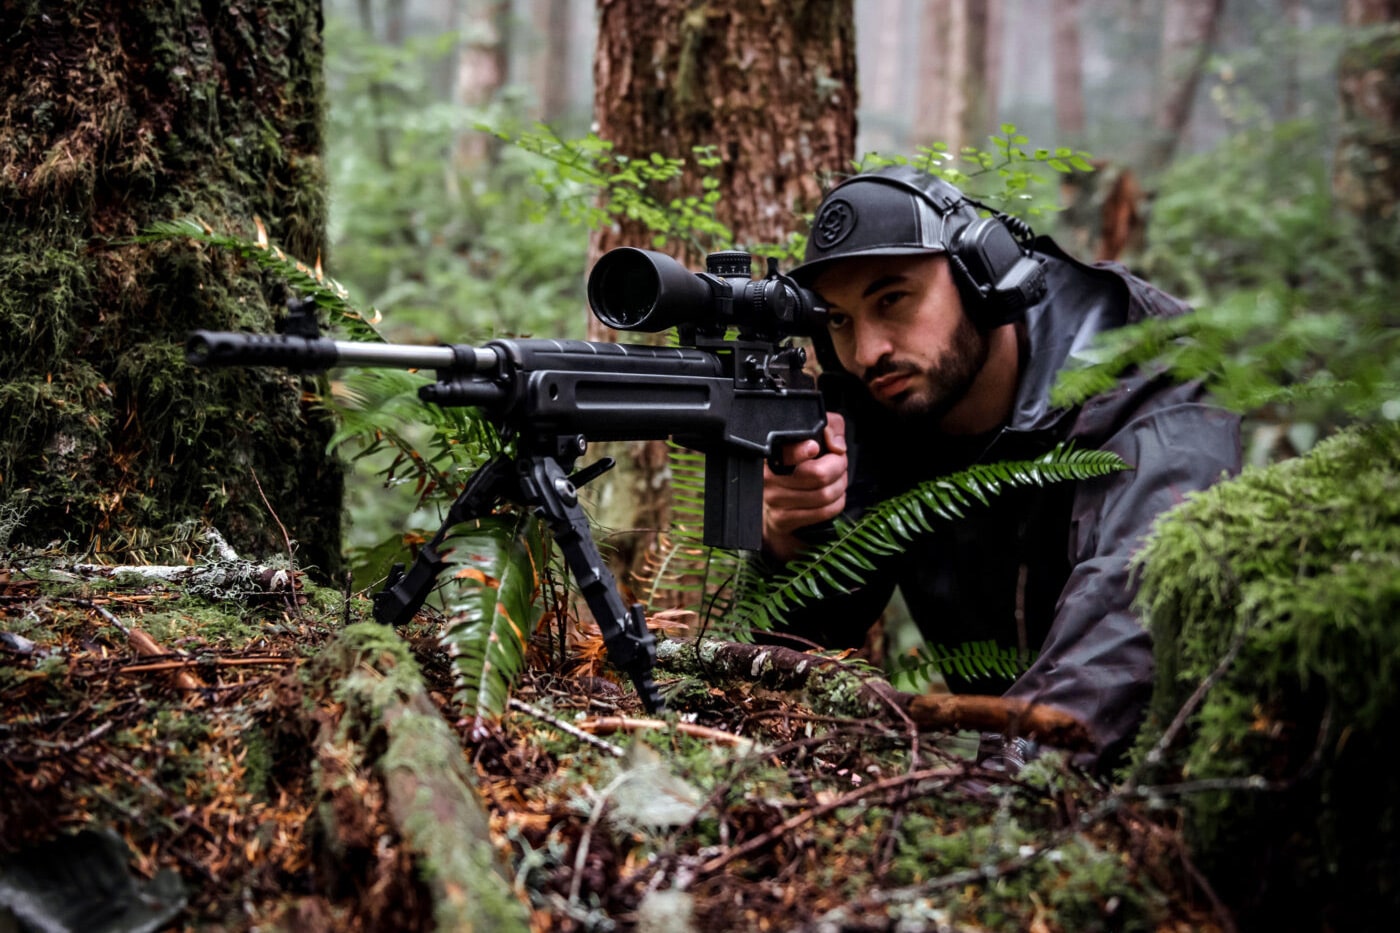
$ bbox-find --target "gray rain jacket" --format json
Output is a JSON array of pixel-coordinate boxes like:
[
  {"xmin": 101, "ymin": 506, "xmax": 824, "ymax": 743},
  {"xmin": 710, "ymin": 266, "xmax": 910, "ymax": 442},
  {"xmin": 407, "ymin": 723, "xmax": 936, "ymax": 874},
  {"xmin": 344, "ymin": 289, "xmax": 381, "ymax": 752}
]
[{"xmin": 788, "ymin": 237, "xmax": 1241, "ymax": 770}]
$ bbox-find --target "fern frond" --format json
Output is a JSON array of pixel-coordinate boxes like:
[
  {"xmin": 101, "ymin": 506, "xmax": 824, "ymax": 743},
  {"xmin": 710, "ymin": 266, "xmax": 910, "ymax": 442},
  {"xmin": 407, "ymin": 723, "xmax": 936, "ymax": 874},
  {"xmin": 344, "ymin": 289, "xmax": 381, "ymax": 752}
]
[
  {"xmin": 644, "ymin": 442, "xmax": 744, "ymax": 619},
  {"xmin": 730, "ymin": 444, "xmax": 1129, "ymax": 634},
  {"xmin": 440, "ymin": 513, "xmax": 549, "ymax": 721},
  {"xmin": 142, "ymin": 217, "xmax": 385, "ymax": 341},
  {"xmin": 890, "ymin": 640, "xmax": 1033, "ymax": 690}
]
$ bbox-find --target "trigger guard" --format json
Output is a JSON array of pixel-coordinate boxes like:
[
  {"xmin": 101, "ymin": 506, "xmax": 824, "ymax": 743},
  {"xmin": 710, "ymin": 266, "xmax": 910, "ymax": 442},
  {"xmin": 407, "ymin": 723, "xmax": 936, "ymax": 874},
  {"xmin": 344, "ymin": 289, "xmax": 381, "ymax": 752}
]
[{"xmin": 767, "ymin": 432, "xmax": 830, "ymax": 476}]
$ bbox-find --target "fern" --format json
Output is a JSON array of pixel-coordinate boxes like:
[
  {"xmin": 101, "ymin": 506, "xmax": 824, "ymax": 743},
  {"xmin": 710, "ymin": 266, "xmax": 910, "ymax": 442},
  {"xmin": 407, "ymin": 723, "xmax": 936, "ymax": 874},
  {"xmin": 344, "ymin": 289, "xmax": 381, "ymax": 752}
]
[
  {"xmin": 889, "ymin": 640, "xmax": 1033, "ymax": 691},
  {"xmin": 730, "ymin": 445, "xmax": 1130, "ymax": 635},
  {"xmin": 1050, "ymin": 287, "xmax": 1400, "ymax": 424},
  {"xmin": 141, "ymin": 217, "xmax": 385, "ymax": 341},
  {"xmin": 642, "ymin": 443, "xmax": 744, "ymax": 620},
  {"xmin": 440, "ymin": 513, "xmax": 549, "ymax": 720}
]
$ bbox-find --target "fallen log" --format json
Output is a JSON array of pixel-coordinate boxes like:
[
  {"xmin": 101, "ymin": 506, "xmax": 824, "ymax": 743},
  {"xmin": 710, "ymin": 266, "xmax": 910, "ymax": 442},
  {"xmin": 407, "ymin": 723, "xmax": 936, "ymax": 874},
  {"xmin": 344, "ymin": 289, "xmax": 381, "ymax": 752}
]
[{"xmin": 308, "ymin": 623, "xmax": 530, "ymax": 932}]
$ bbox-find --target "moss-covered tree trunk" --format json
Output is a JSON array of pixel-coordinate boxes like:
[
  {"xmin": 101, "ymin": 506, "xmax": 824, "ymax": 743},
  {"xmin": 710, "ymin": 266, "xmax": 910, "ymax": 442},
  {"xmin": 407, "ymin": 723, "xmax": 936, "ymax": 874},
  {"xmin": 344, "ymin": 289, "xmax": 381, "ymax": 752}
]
[
  {"xmin": 0, "ymin": 1, "xmax": 344, "ymax": 575},
  {"xmin": 586, "ymin": 0, "xmax": 857, "ymax": 583}
]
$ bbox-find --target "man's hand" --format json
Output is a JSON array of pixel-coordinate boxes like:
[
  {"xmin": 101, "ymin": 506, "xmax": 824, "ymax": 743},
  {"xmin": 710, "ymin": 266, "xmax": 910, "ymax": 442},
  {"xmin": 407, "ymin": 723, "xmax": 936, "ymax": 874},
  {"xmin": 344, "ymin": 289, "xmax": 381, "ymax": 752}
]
[{"xmin": 762, "ymin": 411, "xmax": 848, "ymax": 563}]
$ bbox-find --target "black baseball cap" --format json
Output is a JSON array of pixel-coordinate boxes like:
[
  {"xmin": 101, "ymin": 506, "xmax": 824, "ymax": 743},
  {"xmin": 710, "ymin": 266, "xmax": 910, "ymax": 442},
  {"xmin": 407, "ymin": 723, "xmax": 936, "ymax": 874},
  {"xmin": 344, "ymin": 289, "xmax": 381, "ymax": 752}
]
[{"xmin": 789, "ymin": 166, "xmax": 981, "ymax": 287}]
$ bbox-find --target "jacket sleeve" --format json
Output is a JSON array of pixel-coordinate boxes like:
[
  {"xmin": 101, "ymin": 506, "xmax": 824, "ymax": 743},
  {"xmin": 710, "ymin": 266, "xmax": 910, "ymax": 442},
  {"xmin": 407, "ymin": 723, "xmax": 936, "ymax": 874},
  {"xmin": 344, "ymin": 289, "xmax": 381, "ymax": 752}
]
[{"xmin": 1002, "ymin": 380, "xmax": 1241, "ymax": 770}]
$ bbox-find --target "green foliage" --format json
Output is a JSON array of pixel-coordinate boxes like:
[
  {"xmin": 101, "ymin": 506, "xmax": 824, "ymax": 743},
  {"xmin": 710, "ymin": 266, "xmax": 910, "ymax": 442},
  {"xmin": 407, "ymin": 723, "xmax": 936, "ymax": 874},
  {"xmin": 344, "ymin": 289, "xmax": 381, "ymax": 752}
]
[
  {"xmin": 857, "ymin": 125, "xmax": 1096, "ymax": 221},
  {"xmin": 439, "ymin": 514, "xmax": 549, "ymax": 721},
  {"xmin": 481, "ymin": 123, "xmax": 735, "ymax": 258},
  {"xmin": 1131, "ymin": 422, "xmax": 1400, "ymax": 924},
  {"xmin": 730, "ymin": 446, "xmax": 1129, "ymax": 636},
  {"xmin": 1051, "ymin": 117, "xmax": 1398, "ymax": 433},
  {"xmin": 889, "ymin": 640, "xmax": 1031, "ymax": 691},
  {"xmin": 1139, "ymin": 119, "xmax": 1371, "ymax": 306},
  {"xmin": 324, "ymin": 17, "xmax": 590, "ymax": 344}
]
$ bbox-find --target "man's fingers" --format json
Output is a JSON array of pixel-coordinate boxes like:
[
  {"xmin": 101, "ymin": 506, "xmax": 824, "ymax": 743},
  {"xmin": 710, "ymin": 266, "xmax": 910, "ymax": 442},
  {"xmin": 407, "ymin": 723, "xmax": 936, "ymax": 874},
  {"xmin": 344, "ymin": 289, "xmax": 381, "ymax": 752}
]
[{"xmin": 825, "ymin": 411, "xmax": 847, "ymax": 454}]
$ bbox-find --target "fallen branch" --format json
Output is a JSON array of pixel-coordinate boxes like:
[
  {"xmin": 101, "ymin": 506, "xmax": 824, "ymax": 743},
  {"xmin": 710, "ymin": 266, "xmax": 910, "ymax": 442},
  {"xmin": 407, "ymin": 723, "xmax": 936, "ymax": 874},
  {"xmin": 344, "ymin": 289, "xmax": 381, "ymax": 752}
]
[
  {"xmin": 657, "ymin": 638, "xmax": 1091, "ymax": 751},
  {"xmin": 116, "ymin": 656, "xmax": 299, "ymax": 675},
  {"xmin": 577, "ymin": 715, "xmax": 760, "ymax": 753},
  {"xmin": 72, "ymin": 561, "xmax": 298, "ymax": 600}
]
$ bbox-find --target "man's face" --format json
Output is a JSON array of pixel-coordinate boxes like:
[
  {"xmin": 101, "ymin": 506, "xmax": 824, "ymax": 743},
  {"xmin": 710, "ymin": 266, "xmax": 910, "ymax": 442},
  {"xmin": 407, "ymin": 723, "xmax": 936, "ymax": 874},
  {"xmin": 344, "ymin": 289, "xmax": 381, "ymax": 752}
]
[{"xmin": 814, "ymin": 253, "xmax": 988, "ymax": 421}]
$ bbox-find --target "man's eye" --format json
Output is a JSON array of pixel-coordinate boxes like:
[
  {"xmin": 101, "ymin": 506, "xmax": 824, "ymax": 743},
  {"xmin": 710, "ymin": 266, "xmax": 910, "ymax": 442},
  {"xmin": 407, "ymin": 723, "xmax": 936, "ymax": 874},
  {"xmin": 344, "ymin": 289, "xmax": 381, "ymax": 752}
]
[
  {"xmin": 877, "ymin": 291, "xmax": 907, "ymax": 309},
  {"xmin": 828, "ymin": 313, "xmax": 850, "ymax": 331}
]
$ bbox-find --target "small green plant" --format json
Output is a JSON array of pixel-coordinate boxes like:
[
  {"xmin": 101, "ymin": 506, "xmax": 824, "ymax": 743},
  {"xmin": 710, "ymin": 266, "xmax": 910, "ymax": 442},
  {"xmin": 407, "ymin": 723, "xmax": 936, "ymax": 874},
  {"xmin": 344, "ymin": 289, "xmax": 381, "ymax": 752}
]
[
  {"xmin": 857, "ymin": 126, "xmax": 1096, "ymax": 221},
  {"xmin": 480, "ymin": 120, "xmax": 734, "ymax": 257}
]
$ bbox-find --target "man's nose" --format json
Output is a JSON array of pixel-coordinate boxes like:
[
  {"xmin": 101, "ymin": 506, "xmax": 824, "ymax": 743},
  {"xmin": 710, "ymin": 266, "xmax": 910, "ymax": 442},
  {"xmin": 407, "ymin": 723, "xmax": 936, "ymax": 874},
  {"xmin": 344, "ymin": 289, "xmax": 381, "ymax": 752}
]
[{"xmin": 851, "ymin": 320, "xmax": 891, "ymax": 370}]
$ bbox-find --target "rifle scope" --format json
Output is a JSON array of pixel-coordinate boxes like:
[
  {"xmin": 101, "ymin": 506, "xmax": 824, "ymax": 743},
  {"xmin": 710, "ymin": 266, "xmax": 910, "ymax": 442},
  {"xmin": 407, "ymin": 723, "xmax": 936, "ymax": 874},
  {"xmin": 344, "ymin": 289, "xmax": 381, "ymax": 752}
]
[{"xmin": 587, "ymin": 247, "xmax": 826, "ymax": 339}]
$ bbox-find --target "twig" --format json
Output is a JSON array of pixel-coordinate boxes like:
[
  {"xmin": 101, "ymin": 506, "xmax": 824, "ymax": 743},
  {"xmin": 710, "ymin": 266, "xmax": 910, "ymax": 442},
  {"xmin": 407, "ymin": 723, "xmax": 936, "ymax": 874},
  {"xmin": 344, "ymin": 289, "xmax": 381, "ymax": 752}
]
[
  {"xmin": 568, "ymin": 771, "xmax": 629, "ymax": 907},
  {"xmin": 508, "ymin": 697, "xmax": 625, "ymax": 758},
  {"xmin": 250, "ymin": 466, "xmax": 301, "ymax": 619},
  {"xmin": 116, "ymin": 656, "xmax": 299, "ymax": 675},
  {"xmin": 577, "ymin": 715, "xmax": 760, "ymax": 753},
  {"xmin": 694, "ymin": 766, "xmax": 961, "ymax": 878}
]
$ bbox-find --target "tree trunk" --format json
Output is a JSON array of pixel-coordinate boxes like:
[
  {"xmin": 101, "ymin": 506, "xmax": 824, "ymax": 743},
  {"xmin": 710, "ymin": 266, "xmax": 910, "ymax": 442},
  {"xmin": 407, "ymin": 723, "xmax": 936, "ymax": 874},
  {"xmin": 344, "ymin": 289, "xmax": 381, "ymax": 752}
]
[
  {"xmin": 535, "ymin": 0, "xmax": 575, "ymax": 125},
  {"xmin": 454, "ymin": 0, "xmax": 511, "ymax": 167},
  {"xmin": 586, "ymin": 0, "xmax": 857, "ymax": 584},
  {"xmin": 1052, "ymin": 0, "xmax": 1086, "ymax": 139},
  {"xmin": 0, "ymin": 2, "xmax": 344, "ymax": 575},
  {"xmin": 915, "ymin": 0, "xmax": 968, "ymax": 153},
  {"xmin": 1145, "ymin": 0, "xmax": 1226, "ymax": 174},
  {"xmin": 1334, "ymin": 0, "xmax": 1400, "ymax": 268},
  {"xmin": 913, "ymin": 0, "xmax": 999, "ymax": 154}
]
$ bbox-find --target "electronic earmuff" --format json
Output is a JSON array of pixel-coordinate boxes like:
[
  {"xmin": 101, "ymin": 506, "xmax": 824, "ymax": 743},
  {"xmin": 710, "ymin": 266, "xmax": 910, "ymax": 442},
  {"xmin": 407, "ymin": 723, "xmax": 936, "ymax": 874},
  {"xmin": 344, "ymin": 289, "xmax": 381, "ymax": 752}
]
[{"xmin": 893, "ymin": 172, "xmax": 1049, "ymax": 330}]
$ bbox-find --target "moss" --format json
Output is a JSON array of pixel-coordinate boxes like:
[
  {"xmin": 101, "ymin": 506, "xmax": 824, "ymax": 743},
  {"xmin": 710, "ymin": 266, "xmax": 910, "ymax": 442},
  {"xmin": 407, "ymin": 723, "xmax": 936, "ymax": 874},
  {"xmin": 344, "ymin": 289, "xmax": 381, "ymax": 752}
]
[
  {"xmin": 0, "ymin": 0, "xmax": 343, "ymax": 576},
  {"xmin": 1132, "ymin": 422, "xmax": 1400, "ymax": 928}
]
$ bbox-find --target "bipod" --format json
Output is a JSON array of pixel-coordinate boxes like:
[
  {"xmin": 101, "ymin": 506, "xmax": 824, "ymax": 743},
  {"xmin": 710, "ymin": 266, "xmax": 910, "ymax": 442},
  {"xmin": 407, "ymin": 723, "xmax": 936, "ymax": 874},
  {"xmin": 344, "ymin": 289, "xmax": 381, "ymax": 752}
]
[{"xmin": 372, "ymin": 448, "xmax": 664, "ymax": 714}]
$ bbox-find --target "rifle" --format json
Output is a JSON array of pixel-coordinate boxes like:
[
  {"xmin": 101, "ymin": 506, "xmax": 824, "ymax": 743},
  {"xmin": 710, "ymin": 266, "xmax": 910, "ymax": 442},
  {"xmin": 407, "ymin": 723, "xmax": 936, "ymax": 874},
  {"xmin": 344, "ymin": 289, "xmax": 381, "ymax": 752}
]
[{"xmin": 186, "ymin": 248, "xmax": 828, "ymax": 713}]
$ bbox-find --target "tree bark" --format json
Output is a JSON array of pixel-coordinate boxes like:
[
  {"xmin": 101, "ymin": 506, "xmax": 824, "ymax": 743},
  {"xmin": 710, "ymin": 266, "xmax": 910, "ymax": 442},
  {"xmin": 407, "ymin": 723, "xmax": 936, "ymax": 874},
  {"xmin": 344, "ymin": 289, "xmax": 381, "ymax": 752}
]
[
  {"xmin": 535, "ymin": 0, "xmax": 575, "ymax": 124},
  {"xmin": 1334, "ymin": 0, "xmax": 1400, "ymax": 268},
  {"xmin": 1052, "ymin": 0, "xmax": 1086, "ymax": 139},
  {"xmin": 586, "ymin": 0, "xmax": 857, "ymax": 585},
  {"xmin": 454, "ymin": 0, "xmax": 511, "ymax": 168},
  {"xmin": 0, "ymin": 1, "xmax": 344, "ymax": 575},
  {"xmin": 914, "ymin": 0, "xmax": 1000, "ymax": 155},
  {"xmin": 915, "ymin": 0, "xmax": 968, "ymax": 154}
]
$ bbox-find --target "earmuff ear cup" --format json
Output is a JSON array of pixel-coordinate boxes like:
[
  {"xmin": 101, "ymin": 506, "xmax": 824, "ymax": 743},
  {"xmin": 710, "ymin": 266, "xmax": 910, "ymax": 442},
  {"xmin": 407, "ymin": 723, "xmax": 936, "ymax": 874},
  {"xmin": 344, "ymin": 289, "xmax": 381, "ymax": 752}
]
[{"xmin": 946, "ymin": 216, "xmax": 1048, "ymax": 330}]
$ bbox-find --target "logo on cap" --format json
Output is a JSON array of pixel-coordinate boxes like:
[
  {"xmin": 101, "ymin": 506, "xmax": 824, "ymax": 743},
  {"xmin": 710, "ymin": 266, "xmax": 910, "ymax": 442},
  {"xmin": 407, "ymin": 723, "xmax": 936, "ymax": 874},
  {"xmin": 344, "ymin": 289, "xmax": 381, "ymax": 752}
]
[{"xmin": 813, "ymin": 198, "xmax": 856, "ymax": 250}]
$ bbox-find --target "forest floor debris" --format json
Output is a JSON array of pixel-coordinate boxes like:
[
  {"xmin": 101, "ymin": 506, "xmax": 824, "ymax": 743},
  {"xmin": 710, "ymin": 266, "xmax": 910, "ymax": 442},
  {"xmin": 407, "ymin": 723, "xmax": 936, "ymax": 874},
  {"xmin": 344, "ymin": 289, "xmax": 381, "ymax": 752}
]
[{"xmin": 0, "ymin": 558, "xmax": 1229, "ymax": 932}]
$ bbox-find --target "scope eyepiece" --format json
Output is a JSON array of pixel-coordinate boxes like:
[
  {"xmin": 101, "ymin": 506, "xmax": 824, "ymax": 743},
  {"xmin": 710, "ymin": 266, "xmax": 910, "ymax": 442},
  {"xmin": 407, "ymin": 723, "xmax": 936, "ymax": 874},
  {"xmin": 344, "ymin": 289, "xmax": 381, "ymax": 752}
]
[{"xmin": 586, "ymin": 247, "xmax": 827, "ymax": 339}]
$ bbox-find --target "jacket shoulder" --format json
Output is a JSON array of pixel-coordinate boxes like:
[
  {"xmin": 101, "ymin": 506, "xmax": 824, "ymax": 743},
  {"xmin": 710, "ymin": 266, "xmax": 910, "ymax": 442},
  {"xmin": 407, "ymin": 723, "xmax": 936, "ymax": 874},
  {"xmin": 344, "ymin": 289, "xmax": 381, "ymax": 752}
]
[{"xmin": 1030, "ymin": 235, "xmax": 1190, "ymax": 324}]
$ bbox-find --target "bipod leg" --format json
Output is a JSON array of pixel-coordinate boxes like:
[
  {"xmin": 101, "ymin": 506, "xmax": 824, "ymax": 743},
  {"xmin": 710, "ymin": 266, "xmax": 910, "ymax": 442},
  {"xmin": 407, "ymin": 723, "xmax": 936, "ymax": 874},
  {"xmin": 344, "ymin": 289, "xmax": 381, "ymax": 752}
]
[
  {"xmin": 522, "ymin": 456, "xmax": 664, "ymax": 713},
  {"xmin": 372, "ymin": 455, "xmax": 517, "ymax": 627}
]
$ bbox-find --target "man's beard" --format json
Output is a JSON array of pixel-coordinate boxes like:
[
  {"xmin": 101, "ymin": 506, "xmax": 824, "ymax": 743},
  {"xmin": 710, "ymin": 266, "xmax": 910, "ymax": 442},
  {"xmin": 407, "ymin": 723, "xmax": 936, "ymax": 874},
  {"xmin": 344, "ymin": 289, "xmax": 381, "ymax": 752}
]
[{"xmin": 863, "ymin": 313, "xmax": 989, "ymax": 422}]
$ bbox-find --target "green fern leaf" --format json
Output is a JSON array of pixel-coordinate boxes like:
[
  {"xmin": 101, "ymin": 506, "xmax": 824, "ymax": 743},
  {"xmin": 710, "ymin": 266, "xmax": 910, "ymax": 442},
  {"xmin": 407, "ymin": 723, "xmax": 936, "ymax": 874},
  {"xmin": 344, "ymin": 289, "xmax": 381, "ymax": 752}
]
[
  {"xmin": 730, "ymin": 444, "xmax": 1129, "ymax": 634},
  {"xmin": 439, "ymin": 513, "xmax": 548, "ymax": 720}
]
